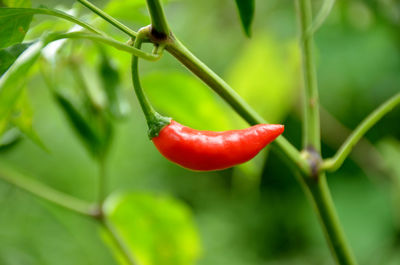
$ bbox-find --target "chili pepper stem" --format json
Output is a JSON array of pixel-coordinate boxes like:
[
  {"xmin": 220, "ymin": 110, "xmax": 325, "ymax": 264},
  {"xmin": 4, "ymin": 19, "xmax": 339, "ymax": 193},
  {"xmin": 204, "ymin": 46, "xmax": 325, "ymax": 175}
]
[{"xmin": 131, "ymin": 29, "xmax": 171, "ymax": 138}]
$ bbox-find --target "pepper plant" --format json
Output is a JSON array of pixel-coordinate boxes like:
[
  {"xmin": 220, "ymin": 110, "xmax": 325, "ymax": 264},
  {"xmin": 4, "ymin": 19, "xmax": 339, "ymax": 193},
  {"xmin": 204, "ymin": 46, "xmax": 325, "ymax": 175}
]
[{"xmin": 0, "ymin": 0, "xmax": 399, "ymax": 264}]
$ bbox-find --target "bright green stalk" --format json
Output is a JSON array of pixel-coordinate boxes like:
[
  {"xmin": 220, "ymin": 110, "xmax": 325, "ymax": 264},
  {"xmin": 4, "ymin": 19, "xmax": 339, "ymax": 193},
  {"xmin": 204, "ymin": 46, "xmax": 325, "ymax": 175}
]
[
  {"xmin": 2, "ymin": 7, "xmax": 104, "ymax": 35},
  {"xmin": 102, "ymin": 218, "xmax": 138, "ymax": 265},
  {"xmin": 297, "ymin": 0, "xmax": 321, "ymax": 151},
  {"xmin": 304, "ymin": 174, "xmax": 358, "ymax": 265},
  {"xmin": 131, "ymin": 29, "xmax": 171, "ymax": 138},
  {"xmin": 166, "ymin": 40, "xmax": 311, "ymax": 176},
  {"xmin": 50, "ymin": 32, "xmax": 161, "ymax": 61},
  {"xmin": 321, "ymin": 92, "xmax": 400, "ymax": 172},
  {"xmin": 296, "ymin": 0, "xmax": 357, "ymax": 264},
  {"xmin": 76, "ymin": 0, "xmax": 137, "ymax": 38},
  {"xmin": 146, "ymin": 0, "xmax": 170, "ymax": 37}
]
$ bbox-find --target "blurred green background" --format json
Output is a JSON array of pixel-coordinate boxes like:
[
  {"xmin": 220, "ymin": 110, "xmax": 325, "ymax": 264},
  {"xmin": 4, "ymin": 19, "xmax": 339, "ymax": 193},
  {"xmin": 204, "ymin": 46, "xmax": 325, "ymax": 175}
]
[{"xmin": 1, "ymin": 0, "xmax": 400, "ymax": 264}]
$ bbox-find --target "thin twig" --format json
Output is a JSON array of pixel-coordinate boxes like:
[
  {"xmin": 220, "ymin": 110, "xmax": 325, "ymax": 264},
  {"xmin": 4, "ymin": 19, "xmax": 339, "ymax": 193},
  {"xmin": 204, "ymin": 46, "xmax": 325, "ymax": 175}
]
[
  {"xmin": 0, "ymin": 166, "xmax": 97, "ymax": 217},
  {"xmin": 321, "ymin": 93, "xmax": 400, "ymax": 172},
  {"xmin": 76, "ymin": 0, "xmax": 137, "ymax": 38}
]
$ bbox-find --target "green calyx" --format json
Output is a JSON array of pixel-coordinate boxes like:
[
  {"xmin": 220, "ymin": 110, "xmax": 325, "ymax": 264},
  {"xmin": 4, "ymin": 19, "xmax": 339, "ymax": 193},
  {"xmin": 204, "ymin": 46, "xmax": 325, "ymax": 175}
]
[{"xmin": 147, "ymin": 112, "xmax": 171, "ymax": 138}]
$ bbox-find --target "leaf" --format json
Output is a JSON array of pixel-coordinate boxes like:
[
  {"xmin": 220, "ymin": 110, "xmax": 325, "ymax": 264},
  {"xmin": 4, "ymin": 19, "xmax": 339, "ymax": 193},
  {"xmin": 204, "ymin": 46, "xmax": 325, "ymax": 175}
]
[
  {"xmin": 143, "ymin": 71, "xmax": 236, "ymax": 131},
  {"xmin": 0, "ymin": 127, "xmax": 21, "ymax": 151},
  {"xmin": 2, "ymin": 0, "xmax": 31, "ymax": 7},
  {"xmin": 11, "ymin": 88, "xmax": 46, "ymax": 149},
  {"xmin": 53, "ymin": 91, "xmax": 104, "ymax": 157},
  {"xmin": 0, "ymin": 40, "xmax": 44, "ymax": 136},
  {"xmin": 234, "ymin": 0, "xmax": 255, "ymax": 37},
  {"xmin": 0, "ymin": 5, "xmax": 33, "ymax": 48},
  {"xmin": 104, "ymin": 0, "xmax": 149, "ymax": 23},
  {"xmin": 103, "ymin": 192, "xmax": 201, "ymax": 265},
  {"xmin": 225, "ymin": 36, "xmax": 300, "ymax": 123},
  {"xmin": 0, "ymin": 41, "xmax": 33, "ymax": 76},
  {"xmin": 98, "ymin": 49, "xmax": 130, "ymax": 119},
  {"xmin": 104, "ymin": 0, "xmax": 173, "ymax": 24}
]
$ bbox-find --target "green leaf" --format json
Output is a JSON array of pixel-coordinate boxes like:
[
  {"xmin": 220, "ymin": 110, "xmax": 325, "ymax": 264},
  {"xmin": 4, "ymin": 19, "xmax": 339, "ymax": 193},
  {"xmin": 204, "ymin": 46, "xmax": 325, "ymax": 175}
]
[
  {"xmin": 53, "ymin": 91, "xmax": 104, "ymax": 157},
  {"xmin": 0, "ymin": 41, "xmax": 33, "ymax": 76},
  {"xmin": 2, "ymin": 0, "xmax": 31, "ymax": 7},
  {"xmin": 377, "ymin": 138, "xmax": 400, "ymax": 183},
  {"xmin": 226, "ymin": 36, "xmax": 300, "ymax": 123},
  {"xmin": 143, "ymin": 71, "xmax": 235, "ymax": 131},
  {"xmin": 104, "ymin": 0, "xmax": 149, "ymax": 24},
  {"xmin": 0, "ymin": 40, "xmax": 44, "ymax": 135},
  {"xmin": 0, "ymin": 127, "xmax": 20, "ymax": 150},
  {"xmin": 11, "ymin": 88, "xmax": 46, "ymax": 150},
  {"xmin": 104, "ymin": 192, "xmax": 201, "ymax": 265},
  {"xmin": 234, "ymin": 0, "xmax": 255, "ymax": 37},
  {"xmin": 98, "ymin": 49, "xmax": 130, "ymax": 119},
  {"xmin": 0, "ymin": 4, "xmax": 33, "ymax": 48}
]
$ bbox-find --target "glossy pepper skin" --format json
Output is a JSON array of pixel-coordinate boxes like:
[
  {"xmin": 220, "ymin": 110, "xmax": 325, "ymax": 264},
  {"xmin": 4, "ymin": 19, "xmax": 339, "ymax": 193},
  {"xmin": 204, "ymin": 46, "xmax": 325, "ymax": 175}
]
[{"xmin": 152, "ymin": 120, "xmax": 284, "ymax": 171}]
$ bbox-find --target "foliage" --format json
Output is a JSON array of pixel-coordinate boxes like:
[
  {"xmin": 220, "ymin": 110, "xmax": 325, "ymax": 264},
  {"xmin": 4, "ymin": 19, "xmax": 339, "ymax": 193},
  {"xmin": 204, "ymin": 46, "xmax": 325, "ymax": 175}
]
[{"xmin": 0, "ymin": 0, "xmax": 399, "ymax": 265}]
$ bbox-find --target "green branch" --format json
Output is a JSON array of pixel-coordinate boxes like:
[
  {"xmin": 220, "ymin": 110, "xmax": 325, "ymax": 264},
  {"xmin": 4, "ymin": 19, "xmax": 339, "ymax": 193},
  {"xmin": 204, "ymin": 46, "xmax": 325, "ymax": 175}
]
[
  {"xmin": 305, "ymin": 0, "xmax": 335, "ymax": 38},
  {"xmin": 296, "ymin": 1, "xmax": 357, "ymax": 264},
  {"xmin": 49, "ymin": 32, "xmax": 161, "ymax": 61},
  {"xmin": 76, "ymin": 0, "xmax": 137, "ymax": 38},
  {"xmin": 1, "ymin": 7, "xmax": 104, "ymax": 35},
  {"xmin": 0, "ymin": 166, "xmax": 96, "ymax": 217},
  {"xmin": 166, "ymin": 39, "xmax": 311, "ymax": 176},
  {"xmin": 146, "ymin": 0, "xmax": 170, "ymax": 37},
  {"xmin": 101, "ymin": 218, "xmax": 139, "ymax": 265},
  {"xmin": 304, "ymin": 173, "xmax": 358, "ymax": 265},
  {"xmin": 321, "ymin": 92, "xmax": 400, "ymax": 172},
  {"xmin": 131, "ymin": 28, "xmax": 171, "ymax": 138},
  {"xmin": 297, "ymin": 0, "xmax": 321, "ymax": 151}
]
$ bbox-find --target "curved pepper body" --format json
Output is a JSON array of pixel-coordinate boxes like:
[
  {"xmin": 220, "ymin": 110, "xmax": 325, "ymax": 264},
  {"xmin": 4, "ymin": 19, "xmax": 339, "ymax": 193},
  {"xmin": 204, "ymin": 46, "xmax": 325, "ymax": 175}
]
[{"xmin": 152, "ymin": 120, "xmax": 284, "ymax": 171}]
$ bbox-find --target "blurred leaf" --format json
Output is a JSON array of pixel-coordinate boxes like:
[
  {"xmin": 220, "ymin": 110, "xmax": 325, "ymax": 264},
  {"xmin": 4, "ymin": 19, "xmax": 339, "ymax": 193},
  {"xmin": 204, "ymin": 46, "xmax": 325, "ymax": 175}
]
[
  {"xmin": 234, "ymin": 0, "xmax": 255, "ymax": 37},
  {"xmin": 104, "ymin": 0, "xmax": 149, "ymax": 23},
  {"xmin": 377, "ymin": 138, "xmax": 400, "ymax": 180},
  {"xmin": 0, "ymin": 40, "xmax": 44, "ymax": 136},
  {"xmin": 104, "ymin": 0, "xmax": 173, "ymax": 24},
  {"xmin": 0, "ymin": 3, "xmax": 32, "ymax": 48},
  {"xmin": 72, "ymin": 62, "xmax": 106, "ymax": 112},
  {"xmin": 0, "ymin": 42, "xmax": 33, "ymax": 76},
  {"xmin": 53, "ymin": 91, "xmax": 104, "ymax": 158},
  {"xmin": 0, "ymin": 127, "xmax": 21, "ymax": 151},
  {"xmin": 2, "ymin": 0, "xmax": 30, "ymax": 7},
  {"xmin": 11, "ymin": 89, "xmax": 46, "ymax": 150},
  {"xmin": 99, "ymin": 49, "xmax": 130, "ymax": 119},
  {"xmin": 226, "ymin": 36, "xmax": 300, "ymax": 123},
  {"xmin": 104, "ymin": 192, "xmax": 201, "ymax": 265},
  {"xmin": 143, "ymin": 71, "xmax": 235, "ymax": 131}
]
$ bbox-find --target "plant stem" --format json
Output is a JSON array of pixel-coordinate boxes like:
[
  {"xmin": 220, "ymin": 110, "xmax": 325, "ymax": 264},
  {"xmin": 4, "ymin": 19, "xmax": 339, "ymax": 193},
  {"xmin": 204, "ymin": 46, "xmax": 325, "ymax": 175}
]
[
  {"xmin": 305, "ymin": 0, "xmax": 336, "ymax": 37},
  {"xmin": 98, "ymin": 157, "xmax": 107, "ymax": 205},
  {"xmin": 146, "ymin": 0, "xmax": 170, "ymax": 37},
  {"xmin": 131, "ymin": 29, "xmax": 171, "ymax": 138},
  {"xmin": 101, "ymin": 218, "xmax": 138, "ymax": 265},
  {"xmin": 0, "ymin": 166, "xmax": 96, "ymax": 217},
  {"xmin": 166, "ymin": 40, "xmax": 311, "ymax": 176},
  {"xmin": 296, "ymin": 0, "xmax": 356, "ymax": 264},
  {"xmin": 296, "ymin": 0, "xmax": 321, "ymax": 151},
  {"xmin": 0, "ymin": 166, "xmax": 138, "ymax": 264},
  {"xmin": 321, "ymin": 92, "xmax": 400, "ymax": 172},
  {"xmin": 6, "ymin": 7, "xmax": 105, "ymax": 35},
  {"xmin": 50, "ymin": 32, "xmax": 161, "ymax": 61},
  {"xmin": 305, "ymin": 174, "xmax": 357, "ymax": 265},
  {"xmin": 76, "ymin": 0, "xmax": 137, "ymax": 38}
]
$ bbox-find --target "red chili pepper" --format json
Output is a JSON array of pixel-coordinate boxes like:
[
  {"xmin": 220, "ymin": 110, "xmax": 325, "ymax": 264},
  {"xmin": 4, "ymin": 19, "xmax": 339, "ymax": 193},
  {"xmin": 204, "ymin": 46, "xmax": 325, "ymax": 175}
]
[
  {"xmin": 131, "ymin": 35, "xmax": 284, "ymax": 171},
  {"xmin": 152, "ymin": 120, "xmax": 284, "ymax": 171}
]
